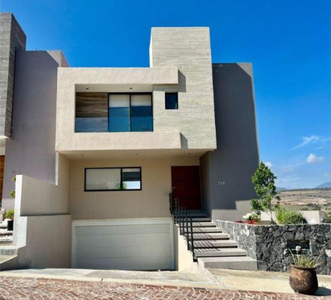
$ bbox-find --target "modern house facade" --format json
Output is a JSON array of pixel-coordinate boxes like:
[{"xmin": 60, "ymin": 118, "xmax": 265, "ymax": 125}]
[{"xmin": 0, "ymin": 13, "xmax": 259, "ymax": 271}]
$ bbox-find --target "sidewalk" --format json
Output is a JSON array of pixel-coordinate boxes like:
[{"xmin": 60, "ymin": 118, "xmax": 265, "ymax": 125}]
[{"xmin": 0, "ymin": 268, "xmax": 330, "ymax": 299}]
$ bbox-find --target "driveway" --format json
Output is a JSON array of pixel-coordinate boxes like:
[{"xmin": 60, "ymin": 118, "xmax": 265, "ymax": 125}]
[{"xmin": 0, "ymin": 268, "xmax": 330, "ymax": 299}]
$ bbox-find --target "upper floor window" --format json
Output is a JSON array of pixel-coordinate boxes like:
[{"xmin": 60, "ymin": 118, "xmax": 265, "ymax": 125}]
[
  {"xmin": 75, "ymin": 93, "xmax": 153, "ymax": 133},
  {"xmin": 165, "ymin": 92, "xmax": 178, "ymax": 110}
]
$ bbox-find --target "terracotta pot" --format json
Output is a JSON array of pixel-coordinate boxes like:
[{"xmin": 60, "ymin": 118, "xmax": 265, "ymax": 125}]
[{"xmin": 289, "ymin": 264, "xmax": 318, "ymax": 295}]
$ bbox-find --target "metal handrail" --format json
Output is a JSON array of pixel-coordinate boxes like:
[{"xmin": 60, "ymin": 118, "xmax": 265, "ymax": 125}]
[{"xmin": 169, "ymin": 193, "xmax": 196, "ymax": 261}]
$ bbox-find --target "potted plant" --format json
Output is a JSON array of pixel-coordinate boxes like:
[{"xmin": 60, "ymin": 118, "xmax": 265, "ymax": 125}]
[
  {"xmin": 6, "ymin": 209, "xmax": 14, "ymax": 231},
  {"xmin": 289, "ymin": 247, "xmax": 320, "ymax": 295}
]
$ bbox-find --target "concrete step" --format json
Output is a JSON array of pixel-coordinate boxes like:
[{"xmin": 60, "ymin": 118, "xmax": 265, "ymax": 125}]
[
  {"xmin": 186, "ymin": 210, "xmax": 208, "ymax": 217},
  {"xmin": 184, "ymin": 227, "xmax": 222, "ymax": 233},
  {"xmin": 0, "ymin": 255, "xmax": 18, "ymax": 271},
  {"xmin": 192, "ymin": 233, "xmax": 230, "ymax": 240},
  {"xmin": 189, "ymin": 218, "xmax": 212, "ymax": 222},
  {"xmin": 190, "ymin": 240, "xmax": 238, "ymax": 249},
  {"xmin": 0, "ymin": 235, "xmax": 13, "ymax": 244},
  {"xmin": 0, "ymin": 246, "xmax": 18, "ymax": 256},
  {"xmin": 194, "ymin": 248, "xmax": 247, "ymax": 258},
  {"xmin": 0, "ymin": 230, "xmax": 13, "ymax": 236},
  {"xmin": 198, "ymin": 256, "xmax": 258, "ymax": 271},
  {"xmin": 192, "ymin": 222, "xmax": 216, "ymax": 227}
]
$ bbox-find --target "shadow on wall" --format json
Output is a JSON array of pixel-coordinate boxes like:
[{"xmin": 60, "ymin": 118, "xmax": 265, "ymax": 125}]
[
  {"xmin": 2, "ymin": 51, "xmax": 66, "ymax": 210},
  {"xmin": 200, "ymin": 63, "xmax": 259, "ymax": 214}
]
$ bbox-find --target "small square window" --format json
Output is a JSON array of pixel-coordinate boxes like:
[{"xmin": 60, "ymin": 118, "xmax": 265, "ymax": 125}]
[{"xmin": 165, "ymin": 93, "xmax": 178, "ymax": 110}]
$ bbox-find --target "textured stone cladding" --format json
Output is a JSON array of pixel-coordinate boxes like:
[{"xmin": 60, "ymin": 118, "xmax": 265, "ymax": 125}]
[
  {"xmin": 216, "ymin": 220, "xmax": 331, "ymax": 275},
  {"xmin": 150, "ymin": 28, "xmax": 217, "ymax": 150},
  {"xmin": 0, "ymin": 13, "xmax": 26, "ymax": 137}
]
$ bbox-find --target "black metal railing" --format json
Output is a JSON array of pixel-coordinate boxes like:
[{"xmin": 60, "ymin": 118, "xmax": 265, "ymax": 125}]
[{"xmin": 169, "ymin": 192, "xmax": 196, "ymax": 261}]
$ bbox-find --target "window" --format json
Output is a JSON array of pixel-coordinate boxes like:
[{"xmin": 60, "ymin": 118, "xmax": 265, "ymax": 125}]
[
  {"xmin": 75, "ymin": 93, "xmax": 108, "ymax": 133},
  {"xmin": 85, "ymin": 167, "xmax": 142, "ymax": 191},
  {"xmin": 75, "ymin": 93, "xmax": 153, "ymax": 133},
  {"xmin": 165, "ymin": 93, "xmax": 178, "ymax": 109},
  {"xmin": 108, "ymin": 93, "xmax": 153, "ymax": 132}
]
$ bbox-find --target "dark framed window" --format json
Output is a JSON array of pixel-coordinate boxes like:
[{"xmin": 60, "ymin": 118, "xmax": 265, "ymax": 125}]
[
  {"xmin": 75, "ymin": 93, "xmax": 153, "ymax": 133},
  {"xmin": 108, "ymin": 93, "xmax": 153, "ymax": 132},
  {"xmin": 165, "ymin": 93, "xmax": 178, "ymax": 110},
  {"xmin": 84, "ymin": 167, "xmax": 142, "ymax": 191}
]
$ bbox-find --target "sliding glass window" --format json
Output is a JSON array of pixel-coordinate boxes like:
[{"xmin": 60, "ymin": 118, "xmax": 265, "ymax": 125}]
[
  {"xmin": 108, "ymin": 93, "xmax": 153, "ymax": 132},
  {"xmin": 131, "ymin": 95, "xmax": 153, "ymax": 132},
  {"xmin": 85, "ymin": 167, "xmax": 142, "ymax": 191},
  {"xmin": 108, "ymin": 94, "xmax": 130, "ymax": 132},
  {"xmin": 75, "ymin": 93, "xmax": 153, "ymax": 133}
]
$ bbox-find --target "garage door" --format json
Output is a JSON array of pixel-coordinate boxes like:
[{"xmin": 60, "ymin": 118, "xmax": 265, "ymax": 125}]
[{"xmin": 72, "ymin": 219, "xmax": 174, "ymax": 270}]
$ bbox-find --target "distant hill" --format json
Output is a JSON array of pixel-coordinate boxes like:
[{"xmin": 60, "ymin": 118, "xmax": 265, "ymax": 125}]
[
  {"xmin": 314, "ymin": 182, "xmax": 331, "ymax": 189},
  {"xmin": 277, "ymin": 187, "xmax": 287, "ymax": 192}
]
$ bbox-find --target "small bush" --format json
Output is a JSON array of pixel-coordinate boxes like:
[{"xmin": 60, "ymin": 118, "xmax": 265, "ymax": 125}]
[
  {"xmin": 243, "ymin": 212, "xmax": 261, "ymax": 222},
  {"xmin": 276, "ymin": 207, "xmax": 305, "ymax": 225},
  {"xmin": 5, "ymin": 209, "xmax": 14, "ymax": 220},
  {"xmin": 290, "ymin": 249, "xmax": 321, "ymax": 268},
  {"xmin": 325, "ymin": 212, "xmax": 331, "ymax": 223}
]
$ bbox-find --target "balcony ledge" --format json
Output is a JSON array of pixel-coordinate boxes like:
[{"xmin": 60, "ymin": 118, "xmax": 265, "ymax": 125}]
[{"xmin": 55, "ymin": 131, "xmax": 182, "ymax": 152}]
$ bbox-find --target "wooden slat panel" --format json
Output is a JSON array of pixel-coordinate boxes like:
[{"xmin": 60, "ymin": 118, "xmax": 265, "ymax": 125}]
[
  {"xmin": 0, "ymin": 156, "xmax": 4, "ymax": 200},
  {"xmin": 76, "ymin": 93, "xmax": 108, "ymax": 117}
]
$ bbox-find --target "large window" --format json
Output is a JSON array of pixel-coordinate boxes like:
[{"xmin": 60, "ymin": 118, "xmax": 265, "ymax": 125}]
[
  {"xmin": 108, "ymin": 94, "xmax": 153, "ymax": 132},
  {"xmin": 85, "ymin": 167, "xmax": 142, "ymax": 191},
  {"xmin": 75, "ymin": 93, "xmax": 153, "ymax": 133}
]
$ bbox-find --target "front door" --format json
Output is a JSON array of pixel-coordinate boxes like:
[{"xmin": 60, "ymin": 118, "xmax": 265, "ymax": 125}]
[{"xmin": 171, "ymin": 166, "xmax": 201, "ymax": 210}]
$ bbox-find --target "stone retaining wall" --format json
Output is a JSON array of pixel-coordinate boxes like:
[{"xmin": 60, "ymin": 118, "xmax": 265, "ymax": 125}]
[{"xmin": 215, "ymin": 220, "xmax": 331, "ymax": 275}]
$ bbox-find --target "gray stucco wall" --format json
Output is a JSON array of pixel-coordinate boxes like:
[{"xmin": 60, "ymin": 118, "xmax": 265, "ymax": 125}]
[
  {"xmin": 0, "ymin": 13, "xmax": 26, "ymax": 138},
  {"xmin": 200, "ymin": 63, "xmax": 259, "ymax": 220},
  {"xmin": 2, "ymin": 51, "xmax": 68, "ymax": 210}
]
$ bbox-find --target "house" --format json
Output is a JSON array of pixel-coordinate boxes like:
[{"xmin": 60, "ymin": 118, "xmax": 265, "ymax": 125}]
[{"xmin": 0, "ymin": 13, "xmax": 259, "ymax": 271}]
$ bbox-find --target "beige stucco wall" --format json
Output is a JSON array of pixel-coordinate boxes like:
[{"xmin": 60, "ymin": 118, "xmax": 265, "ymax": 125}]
[
  {"xmin": 150, "ymin": 27, "xmax": 217, "ymax": 150},
  {"xmin": 69, "ymin": 157, "xmax": 199, "ymax": 220},
  {"xmin": 14, "ymin": 154, "xmax": 69, "ymax": 216},
  {"xmin": 173, "ymin": 224, "xmax": 197, "ymax": 271},
  {"xmin": 16, "ymin": 215, "xmax": 71, "ymax": 268},
  {"xmin": 56, "ymin": 27, "xmax": 217, "ymax": 153},
  {"xmin": 56, "ymin": 67, "xmax": 180, "ymax": 152}
]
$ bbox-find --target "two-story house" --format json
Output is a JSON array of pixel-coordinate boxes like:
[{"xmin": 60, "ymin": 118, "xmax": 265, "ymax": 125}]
[{"xmin": 0, "ymin": 13, "xmax": 259, "ymax": 271}]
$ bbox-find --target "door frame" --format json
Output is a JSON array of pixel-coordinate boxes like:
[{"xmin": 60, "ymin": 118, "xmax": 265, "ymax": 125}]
[
  {"xmin": 71, "ymin": 218, "xmax": 175, "ymax": 269},
  {"xmin": 171, "ymin": 165, "xmax": 202, "ymax": 210}
]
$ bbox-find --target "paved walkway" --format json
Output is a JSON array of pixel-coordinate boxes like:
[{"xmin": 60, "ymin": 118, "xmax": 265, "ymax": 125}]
[
  {"xmin": 0, "ymin": 268, "xmax": 330, "ymax": 299},
  {"xmin": 0, "ymin": 276, "xmax": 328, "ymax": 300}
]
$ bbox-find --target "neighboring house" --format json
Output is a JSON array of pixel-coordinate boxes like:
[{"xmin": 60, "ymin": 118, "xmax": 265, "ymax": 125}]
[{"xmin": 0, "ymin": 13, "xmax": 259, "ymax": 271}]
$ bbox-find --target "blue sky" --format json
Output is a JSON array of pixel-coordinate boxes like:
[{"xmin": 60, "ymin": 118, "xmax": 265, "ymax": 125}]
[{"xmin": 2, "ymin": 0, "xmax": 330, "ymax": 189}]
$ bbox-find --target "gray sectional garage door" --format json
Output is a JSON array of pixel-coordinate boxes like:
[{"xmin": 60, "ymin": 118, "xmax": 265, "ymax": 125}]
[{"xmin": 72, "ymin": 219, "xmax": 174, "ymax": 270}]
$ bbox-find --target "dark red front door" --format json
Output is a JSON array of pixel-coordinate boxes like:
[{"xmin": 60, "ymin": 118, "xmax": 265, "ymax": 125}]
[{"xmin": 171, "ymin": 166, "xmax": 201, "ymax": 210}]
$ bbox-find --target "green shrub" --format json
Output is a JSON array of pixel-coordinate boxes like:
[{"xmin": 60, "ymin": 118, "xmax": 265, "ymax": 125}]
[
  {"xmin": 290, "ymin": 249, "xmax": 321, "ymax": 268},
  {"xmin": 325, "ymin": 212, "xmax": 331, "ymax": 223},
  {"xmin": 5, "ymin": 209, "xmax": 14, "ymax": 220},
  {"xmin": 251, "ymin": 162, "xmax": 280, "ymax": 223},
  {"xmin": 276, "ymin": 207, "xmax": 304, "ymax": 225}
]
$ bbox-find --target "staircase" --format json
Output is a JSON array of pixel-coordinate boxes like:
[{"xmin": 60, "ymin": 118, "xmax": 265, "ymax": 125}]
[
  {"xmin": 0, "ymin": 222, "xmax": 18, "ymax": 270},
  {"xmin": 177, "ymin": 209, "xmax": 257, "ymax": 271}
]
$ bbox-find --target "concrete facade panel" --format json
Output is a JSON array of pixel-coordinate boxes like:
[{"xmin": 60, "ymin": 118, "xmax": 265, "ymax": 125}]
[
  {"xmin": 150, "ymin": 27, "xmax": 217, "ymax": 150},
  {"xmin": 2, "ymin": 51, "xmax": 67, "ymax": 210},
  {"xmin": 200, "ymin": 63, "xmax": 259, "ymax": 221}
]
